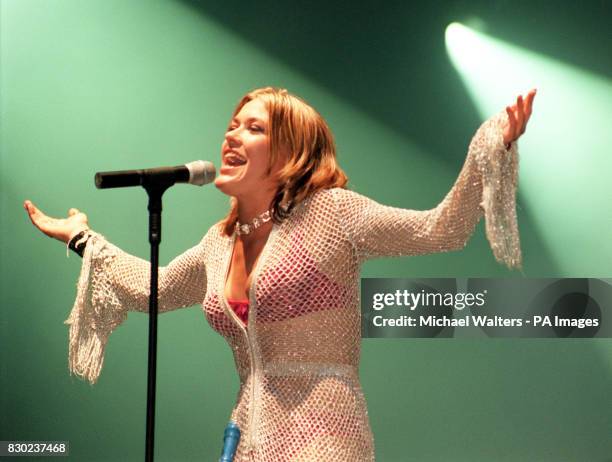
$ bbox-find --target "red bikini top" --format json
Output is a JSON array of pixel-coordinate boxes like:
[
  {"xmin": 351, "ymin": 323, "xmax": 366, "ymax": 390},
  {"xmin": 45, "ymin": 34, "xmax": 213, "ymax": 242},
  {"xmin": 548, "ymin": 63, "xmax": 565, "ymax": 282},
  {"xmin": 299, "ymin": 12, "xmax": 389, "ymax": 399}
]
[{"xmin": 227, "ymin": 298, "xmax": 249, "ymax": 325}]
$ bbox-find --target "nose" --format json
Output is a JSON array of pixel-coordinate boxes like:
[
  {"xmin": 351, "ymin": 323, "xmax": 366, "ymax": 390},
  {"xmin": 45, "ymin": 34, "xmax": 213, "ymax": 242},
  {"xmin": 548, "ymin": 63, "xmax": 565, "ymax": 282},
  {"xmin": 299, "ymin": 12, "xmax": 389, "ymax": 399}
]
[{"xmin": 224, "ymin": 127, "xmax": 241, "ymax": 147}]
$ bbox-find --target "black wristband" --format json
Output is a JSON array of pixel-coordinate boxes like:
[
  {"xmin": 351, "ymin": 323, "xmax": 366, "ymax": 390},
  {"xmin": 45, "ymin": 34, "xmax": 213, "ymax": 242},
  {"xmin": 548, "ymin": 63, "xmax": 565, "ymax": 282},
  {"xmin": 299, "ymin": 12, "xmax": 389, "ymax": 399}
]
[{"xmin": 68, "ymin": 230, "xmax": 90, "ymax": 258}]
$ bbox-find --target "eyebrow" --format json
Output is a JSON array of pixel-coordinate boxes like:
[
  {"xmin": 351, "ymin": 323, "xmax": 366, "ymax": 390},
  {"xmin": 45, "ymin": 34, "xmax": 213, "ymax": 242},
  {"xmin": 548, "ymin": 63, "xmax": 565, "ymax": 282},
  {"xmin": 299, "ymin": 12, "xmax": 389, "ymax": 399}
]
[{"xmin": 229, "ymin": 117, "xmax": 266, "ymax": 125}]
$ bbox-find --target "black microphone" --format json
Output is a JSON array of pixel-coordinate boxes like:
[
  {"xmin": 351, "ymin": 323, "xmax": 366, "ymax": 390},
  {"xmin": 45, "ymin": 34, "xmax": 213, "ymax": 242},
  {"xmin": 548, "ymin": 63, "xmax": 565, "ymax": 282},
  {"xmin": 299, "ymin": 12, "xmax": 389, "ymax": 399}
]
[{"xmin": 95, "ymin": 160, "xmax": 216, "ymax": 189}]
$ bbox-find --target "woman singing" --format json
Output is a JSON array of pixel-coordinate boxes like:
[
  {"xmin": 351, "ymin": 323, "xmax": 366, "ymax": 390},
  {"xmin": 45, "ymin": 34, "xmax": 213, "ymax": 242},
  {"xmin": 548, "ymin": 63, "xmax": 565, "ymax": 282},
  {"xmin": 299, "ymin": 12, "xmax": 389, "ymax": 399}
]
[{"xmin": 24, "ymin": 86, "xmax": 535, "ymax": 461}]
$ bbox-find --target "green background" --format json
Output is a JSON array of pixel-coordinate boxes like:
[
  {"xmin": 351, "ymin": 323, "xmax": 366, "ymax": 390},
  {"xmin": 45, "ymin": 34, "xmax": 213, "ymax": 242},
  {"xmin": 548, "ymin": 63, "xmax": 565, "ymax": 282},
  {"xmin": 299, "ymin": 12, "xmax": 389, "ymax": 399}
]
[{"xmin": 1, "ymin": 1, "xmax": 611, "ymax": 460}]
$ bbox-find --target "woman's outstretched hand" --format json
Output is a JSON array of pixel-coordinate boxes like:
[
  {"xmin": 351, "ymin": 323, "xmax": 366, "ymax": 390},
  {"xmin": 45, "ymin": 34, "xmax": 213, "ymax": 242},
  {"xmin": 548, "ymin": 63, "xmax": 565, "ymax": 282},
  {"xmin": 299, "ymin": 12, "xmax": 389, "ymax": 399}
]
[
  {"xmin": 24, "ymin": 200, "xmax": 89, "ymax": 244},
  {"xmin": 503, "ymin": 88, "xmax": 537, "ymax": 146}
]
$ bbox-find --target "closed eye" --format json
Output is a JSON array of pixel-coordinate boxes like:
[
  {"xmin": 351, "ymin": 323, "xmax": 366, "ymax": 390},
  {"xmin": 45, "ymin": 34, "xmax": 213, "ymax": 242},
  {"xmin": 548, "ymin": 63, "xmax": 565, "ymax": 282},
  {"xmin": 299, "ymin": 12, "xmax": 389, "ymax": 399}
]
[{"xmin": 226, "ymin": 124, "xmax": 264, "ymax": 133}]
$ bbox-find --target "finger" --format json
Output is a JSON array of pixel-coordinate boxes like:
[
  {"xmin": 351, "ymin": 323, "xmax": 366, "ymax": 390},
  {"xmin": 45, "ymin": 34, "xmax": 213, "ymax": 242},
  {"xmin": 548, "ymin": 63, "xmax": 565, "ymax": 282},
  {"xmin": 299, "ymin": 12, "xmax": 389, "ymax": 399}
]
[
  {"xmin": 24, "ymin": 201, "xmax": 51, "ymax": 231},
  {"xmin": 524, "ymin": 89, "xmax": 536, "ymax": 121},
  {"xmin": 516, "ymin": 95, "xmax": 525, "ymax": 135},
  {"xmin": 24, "ymin": 201, "xmax": 37, "ymax": 225},
  {"xmin": 505, "ymin": 106, "xmax": 516, "ymax": 144},
  {"xmin": 68, "ymin": 208, "xmax": 80, "ymax": 216},
  {"xmin": 24, "ymin": 200, "xmax": 33, "ymax": 213},
  {"xmin": 24, "ymin": 200, "xmax": 43, "ymax": 220}
]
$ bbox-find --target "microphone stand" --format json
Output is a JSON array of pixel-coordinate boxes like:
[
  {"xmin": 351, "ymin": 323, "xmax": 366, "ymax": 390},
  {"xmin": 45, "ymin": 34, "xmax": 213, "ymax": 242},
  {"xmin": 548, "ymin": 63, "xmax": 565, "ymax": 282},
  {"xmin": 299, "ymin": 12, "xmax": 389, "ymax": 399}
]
[
  {"xmin": 95, "ymin": 161, "xmax": 215, "ymax": 461},
  {"xmin": 142, "ymin": 173, "xmax": 174, "ymax": 462}
]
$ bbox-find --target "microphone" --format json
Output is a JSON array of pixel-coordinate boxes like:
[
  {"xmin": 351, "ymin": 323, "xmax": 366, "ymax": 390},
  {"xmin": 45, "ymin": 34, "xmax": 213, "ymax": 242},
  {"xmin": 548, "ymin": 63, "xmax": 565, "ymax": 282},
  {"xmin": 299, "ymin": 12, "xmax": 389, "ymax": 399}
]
[
  {"xmin": 219, "ymin": 421, "xmax": 241, "ymax": 462},
  {"xmin": 95, "ymin": 160, "xmax": 216, "ymax": 189}
]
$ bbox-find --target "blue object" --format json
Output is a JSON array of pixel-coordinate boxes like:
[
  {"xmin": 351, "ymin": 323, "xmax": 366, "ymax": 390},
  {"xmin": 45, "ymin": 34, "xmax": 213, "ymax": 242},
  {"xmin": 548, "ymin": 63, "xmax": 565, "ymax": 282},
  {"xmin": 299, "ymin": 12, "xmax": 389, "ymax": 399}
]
[{"xmin": 219, "ymin": 421, "xmax": 241, "ymax": 462}]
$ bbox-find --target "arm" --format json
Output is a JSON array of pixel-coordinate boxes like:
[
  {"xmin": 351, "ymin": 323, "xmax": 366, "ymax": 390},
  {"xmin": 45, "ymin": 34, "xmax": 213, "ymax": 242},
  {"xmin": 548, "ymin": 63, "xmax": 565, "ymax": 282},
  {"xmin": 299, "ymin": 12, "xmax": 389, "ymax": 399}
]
[
  {"xmin": 332, "ymin": 110, "xmax": 521, "ymax": 269},
  {"xmin": 65, "ymin": 231, "xmax": 209, "ymax": 384},
  {"xmin": 81, "ymin": 233, "xmax": 208, "ymax": 313},
  {"xmin": 23, "ymin": 200, "xmax": 211, "ymax": 384}
]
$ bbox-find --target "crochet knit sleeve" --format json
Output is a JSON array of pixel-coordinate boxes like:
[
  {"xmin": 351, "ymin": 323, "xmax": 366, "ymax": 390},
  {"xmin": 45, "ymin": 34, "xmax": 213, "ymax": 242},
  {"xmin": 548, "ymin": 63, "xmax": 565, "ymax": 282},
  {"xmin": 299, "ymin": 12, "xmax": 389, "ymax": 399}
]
[
  {"xmin": 332, "ymin": 110, "xmax": 521, "ymax": 269},
  {"xmin": 64, "ymin": 232, "xmax": 208, "ymax": 385}
]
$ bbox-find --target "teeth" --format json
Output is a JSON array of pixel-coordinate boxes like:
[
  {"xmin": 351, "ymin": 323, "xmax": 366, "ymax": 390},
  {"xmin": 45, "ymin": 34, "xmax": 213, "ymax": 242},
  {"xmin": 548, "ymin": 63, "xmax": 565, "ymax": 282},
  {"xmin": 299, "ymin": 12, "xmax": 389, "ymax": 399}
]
[{"xmin": 225, "ymin": 153, "xmax": 246, "ymax": 166}]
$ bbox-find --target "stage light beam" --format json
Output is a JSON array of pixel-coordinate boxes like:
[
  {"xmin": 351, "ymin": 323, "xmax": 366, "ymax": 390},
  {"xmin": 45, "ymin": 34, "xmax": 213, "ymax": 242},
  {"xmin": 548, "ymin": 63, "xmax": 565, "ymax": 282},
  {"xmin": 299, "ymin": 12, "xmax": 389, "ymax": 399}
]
[{"xmin": 445, "ymin": 22, "xmax": 612, "ymax": 276}]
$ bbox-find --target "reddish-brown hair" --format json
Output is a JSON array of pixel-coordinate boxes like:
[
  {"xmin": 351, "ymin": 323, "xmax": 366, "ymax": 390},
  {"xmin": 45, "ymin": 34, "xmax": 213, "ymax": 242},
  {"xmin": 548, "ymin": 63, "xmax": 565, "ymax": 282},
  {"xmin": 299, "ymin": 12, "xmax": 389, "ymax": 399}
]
[{"xmin": 221, "ymin": 87, "xmax": 348, "ymax": 235}]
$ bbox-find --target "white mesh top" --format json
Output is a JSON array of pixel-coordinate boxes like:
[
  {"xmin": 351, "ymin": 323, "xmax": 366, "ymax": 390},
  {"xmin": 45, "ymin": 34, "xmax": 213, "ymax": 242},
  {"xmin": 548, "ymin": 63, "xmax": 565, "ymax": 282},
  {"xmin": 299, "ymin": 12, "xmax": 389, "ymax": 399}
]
[{"xmin": 65, "ymin": 111, "xmax": 521, "ymax": 461}]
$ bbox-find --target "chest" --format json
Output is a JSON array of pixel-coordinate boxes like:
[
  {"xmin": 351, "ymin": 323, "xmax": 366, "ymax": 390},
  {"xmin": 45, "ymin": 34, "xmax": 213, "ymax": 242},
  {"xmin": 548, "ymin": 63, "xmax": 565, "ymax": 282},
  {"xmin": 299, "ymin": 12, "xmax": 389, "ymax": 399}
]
[
  {"xmin": 224, "ymin": 235, "xmax": 268, "ymax": 300},
  {"xmin": 202, "ymin": 227, "xmax": 357, "ymax": 335}
]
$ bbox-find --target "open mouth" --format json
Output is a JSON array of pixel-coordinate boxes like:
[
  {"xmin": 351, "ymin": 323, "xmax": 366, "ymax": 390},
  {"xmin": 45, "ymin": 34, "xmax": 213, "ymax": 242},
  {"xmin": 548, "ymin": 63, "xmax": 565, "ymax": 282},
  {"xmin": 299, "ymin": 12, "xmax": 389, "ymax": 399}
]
[{"xmin": 224, "ymin": 153, "xmax": 247, "ymax": 167}]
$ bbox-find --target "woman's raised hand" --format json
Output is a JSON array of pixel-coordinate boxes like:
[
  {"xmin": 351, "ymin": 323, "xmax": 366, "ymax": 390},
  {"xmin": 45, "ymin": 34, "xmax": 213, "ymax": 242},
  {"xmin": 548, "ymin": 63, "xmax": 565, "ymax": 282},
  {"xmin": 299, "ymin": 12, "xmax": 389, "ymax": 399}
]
[
  {"xmin": 24, "ymin": 200, "xmax": 89, "ymax": 244},
  {"xmin": 503, "ymin": 88, "xmax": 537, "ymax": 146}
]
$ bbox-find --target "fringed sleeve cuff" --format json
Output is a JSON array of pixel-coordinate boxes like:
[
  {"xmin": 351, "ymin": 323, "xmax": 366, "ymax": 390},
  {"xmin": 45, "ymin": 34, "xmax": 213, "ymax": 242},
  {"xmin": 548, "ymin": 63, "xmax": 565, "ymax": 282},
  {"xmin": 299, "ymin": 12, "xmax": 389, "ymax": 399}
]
[
  {"xmin": 472, "ymin": 111, "xmax": 522, "ymax": 270},
  {"xmin": 63, "ymin": 232, "xmax": 128, "ymax": 385}
]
